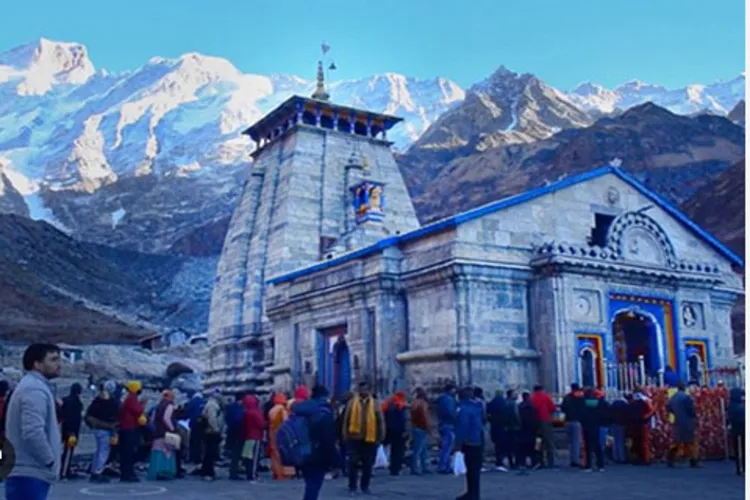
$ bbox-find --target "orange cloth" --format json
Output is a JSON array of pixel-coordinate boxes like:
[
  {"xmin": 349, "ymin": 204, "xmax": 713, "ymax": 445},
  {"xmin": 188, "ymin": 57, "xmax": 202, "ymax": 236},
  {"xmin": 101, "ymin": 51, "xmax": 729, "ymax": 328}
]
[{"xmin": 268, "ymin": 394, "xmax": 293, "ymax": 480}]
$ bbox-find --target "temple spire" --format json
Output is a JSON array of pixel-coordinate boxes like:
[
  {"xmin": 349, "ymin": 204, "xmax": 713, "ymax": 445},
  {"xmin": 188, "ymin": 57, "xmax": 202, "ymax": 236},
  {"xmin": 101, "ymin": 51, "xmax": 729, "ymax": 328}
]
[{"xmin": 311, "ymin": 60, "xmax": 330, "ymax": 101}]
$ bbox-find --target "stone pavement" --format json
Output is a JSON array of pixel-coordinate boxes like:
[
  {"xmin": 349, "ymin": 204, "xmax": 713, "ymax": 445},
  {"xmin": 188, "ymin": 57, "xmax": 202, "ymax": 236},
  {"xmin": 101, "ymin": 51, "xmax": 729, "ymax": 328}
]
[{"xmin": 0, "ymin": 461, "xmax": 743, "ymax": 500}]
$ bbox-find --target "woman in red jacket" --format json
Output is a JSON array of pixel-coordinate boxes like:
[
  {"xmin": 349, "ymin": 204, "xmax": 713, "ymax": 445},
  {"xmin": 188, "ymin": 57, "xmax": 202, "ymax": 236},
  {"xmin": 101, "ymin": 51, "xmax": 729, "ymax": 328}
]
[
  {"xmin": 118, "ymin": 381, "xmax": 146, "ymax": 482},
  {"xmin": 241, "ymin": 395, "xmax": 265, "ymax": 482}
]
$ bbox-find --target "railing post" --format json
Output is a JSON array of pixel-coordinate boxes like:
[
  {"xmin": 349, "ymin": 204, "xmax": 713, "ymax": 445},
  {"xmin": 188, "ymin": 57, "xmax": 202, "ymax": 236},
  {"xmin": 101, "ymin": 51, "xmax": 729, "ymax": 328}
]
[{"xmin": 638, "ymin": 355, "xmax": 646, "ymax": 386}]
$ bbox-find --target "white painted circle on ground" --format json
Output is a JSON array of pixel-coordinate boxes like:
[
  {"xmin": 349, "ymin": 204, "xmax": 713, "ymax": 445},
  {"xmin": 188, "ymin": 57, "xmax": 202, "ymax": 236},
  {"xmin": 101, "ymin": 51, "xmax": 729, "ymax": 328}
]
[{"xmin": 79, "ymin": 485, "xmax": 167, "ymax": 497}]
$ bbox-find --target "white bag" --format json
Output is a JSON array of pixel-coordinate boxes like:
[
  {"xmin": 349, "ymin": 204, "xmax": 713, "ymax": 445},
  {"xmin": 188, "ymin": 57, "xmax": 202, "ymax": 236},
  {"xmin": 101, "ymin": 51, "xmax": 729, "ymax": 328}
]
[
  {"xmin": 452, "ymin": 451, "xmax": 467, "ymax": 476},
  {"xmin": 374, "ymin": 445, "xmax": 389, "ymax": 469}
]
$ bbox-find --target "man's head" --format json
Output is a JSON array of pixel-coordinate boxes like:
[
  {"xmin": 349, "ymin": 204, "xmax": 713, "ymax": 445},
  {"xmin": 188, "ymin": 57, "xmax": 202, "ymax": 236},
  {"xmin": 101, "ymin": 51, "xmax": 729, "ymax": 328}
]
[
  {"xmin": 533, "ymin": 385, "xmax": 543, "ymax": 392},
  {"xmin": 521, "ymin": 392, "xmax": 531, "ymax": 402},
  {"xmin": 70, "ymin": 383, "xmax": 82, "ymax": 397},
  {"xmin": 459, "ymin": 386, "xmax": 474, "ymax": 401},
  {"xmin": 570, "ymin": 383, "xmax": 580, "ymax": 392},
  {"xmin": 677, "ymin": 381, "xmax": 686, "ymax": 391},
  {"xmin": 415, "ymin": 387, "xmax": 427, "ymax": 400},
  {"xmin": 311, "ymin": 384, "xmax": 329, "ymax": 400},
  {"xmin": 22, "ymin": 343, "xmax": 61, "ymax": 379},
  {"xmin": 473, "ymin": 387, "xmax": 484, "ymax": 400},
  {"xmin": 358, "ymin": 381, "xmax": 371, "ymax": 396},
  {"xmin": 506, "ymin": 389, "xmax": 516, "ymax": 400},
  {"xmin": 444, "ymin": 383, "xmax": 456, "ymax": 395}
]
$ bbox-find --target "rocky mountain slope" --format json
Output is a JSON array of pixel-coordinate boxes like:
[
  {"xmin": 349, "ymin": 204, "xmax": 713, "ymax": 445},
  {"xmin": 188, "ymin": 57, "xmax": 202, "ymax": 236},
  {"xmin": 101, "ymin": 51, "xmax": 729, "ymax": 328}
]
[
  {"xmin": 0, "ymin": 214, "xmax": 215, "ymax": 343},
  {"xmin": 0, "ymin": 38, "xmax": 743, "ymax": 255},
  {"xmin": 728, "ymin": 100, "xmax": 745, "ymax": 126},
  {"xmin": 399, "ymin": 103, "xmax": 745, "ymax": 224}
]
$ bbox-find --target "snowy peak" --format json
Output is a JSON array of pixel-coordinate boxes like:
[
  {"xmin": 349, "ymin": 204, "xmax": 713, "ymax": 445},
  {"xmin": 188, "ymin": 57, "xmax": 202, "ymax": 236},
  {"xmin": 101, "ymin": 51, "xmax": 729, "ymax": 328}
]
[
  {"xmin": 0, "ymin": 38, "xmax": 95, "ymax": 94},
  {"xmin": 570, "ymin": 74, "xmax": 745, "ymax": 116}
]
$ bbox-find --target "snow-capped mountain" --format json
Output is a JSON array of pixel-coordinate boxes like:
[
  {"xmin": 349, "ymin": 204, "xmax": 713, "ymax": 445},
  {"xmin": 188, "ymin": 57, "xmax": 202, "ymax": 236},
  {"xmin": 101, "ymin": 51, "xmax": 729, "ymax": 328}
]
[
  {"xmin": 0, "ymin": 38, "xmax": 743, "ymax": 254},
  {"xmin": 569, "ymin": 75, "xmax": 745, "ymax": 115},
  {"xmin": 0, "ymin": 39, "xmax": 464, "ymax": 251}
]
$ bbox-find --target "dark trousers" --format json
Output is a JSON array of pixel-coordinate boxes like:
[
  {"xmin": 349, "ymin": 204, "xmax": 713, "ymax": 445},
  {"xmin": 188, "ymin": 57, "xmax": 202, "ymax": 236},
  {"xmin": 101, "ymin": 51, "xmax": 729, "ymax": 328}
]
[
  {"xmin": 118, "ymin": 429, "xmax": 138, "ymax": 480},
  {"xmin": 302, "ymin": 467, "xmax": 326, "ymax": 500},
  {"xmin": 461, "ymin": 444, "xmax": 483, "ymax": 500},
  {"xmin": 735, "ymin": 433, "xmax": 745, "ymax": 475},
  {"xmin": 228, "ymin": 433, "xmax": 243, "ymax": 478},
  {"xmin": 515, "ymin": 437, "xmax": 536, "ymax": 469},
  {"xmin": 347, "ymin": 440, "xmax": 376, "ymax": 492},
  {"xmin": 338, "ymin": 441, "xmax": 348, "ymax": 474},
  {"xmin": 583, "ymin": 427, "xmax": 603, "ymax": 470},
  {"xmin": 389, "ymin": 435, "xmax": 406, "ymax": 475},
  {"xmin": 244, "ymin": 439, "xmax": 262, "ymax": 480},
  {"xmin": 200, "ymin": 433, "xmax": 221, "ymax": 477},
  {"xmin": 189, "ymin": 422, "xmax": 204, "ymax": 464},
  {"xmin": 494, "ymin": 429, "xmax": 516, "ymax": 467}
]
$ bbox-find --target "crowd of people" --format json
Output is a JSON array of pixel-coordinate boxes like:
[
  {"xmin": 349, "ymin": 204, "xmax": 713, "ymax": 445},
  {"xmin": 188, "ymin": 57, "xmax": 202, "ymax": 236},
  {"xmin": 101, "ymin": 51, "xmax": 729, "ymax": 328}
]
[{"xmin": 0, "ymin": 343, "xmax": 746, "ymax": 500}]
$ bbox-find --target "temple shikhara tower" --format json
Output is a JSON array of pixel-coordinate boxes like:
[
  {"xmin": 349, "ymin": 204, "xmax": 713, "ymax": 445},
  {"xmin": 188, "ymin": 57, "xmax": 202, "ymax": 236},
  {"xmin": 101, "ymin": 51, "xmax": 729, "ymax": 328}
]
[
  {"xmin": 206, "ymin": 62, "xmax": 419, "ymax": 392},
  {"xmin": 208, "ymin": 62, "xmax": 744, "ymax": 397}
]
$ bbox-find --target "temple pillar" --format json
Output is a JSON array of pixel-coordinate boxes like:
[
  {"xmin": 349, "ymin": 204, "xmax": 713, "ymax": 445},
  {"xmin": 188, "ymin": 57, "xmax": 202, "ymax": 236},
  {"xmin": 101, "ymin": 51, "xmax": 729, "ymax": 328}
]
[
  {"xmin": 366, "ymin": 117, "xmax": 372, "ymax": 137},
  {"xmin": 349, "ymin": 115, "xmax": 356, "ymax": 134},
  {"xmin": 296, "ymin": 103, "xmax": 303, "ymax": 123},
  {"xmin": 333, "ymin": 111, "xmax": 339, "ymax": 131},
  {"xmin": 315, "ymin": 106, "xmax": 321, "ymax": 127}
]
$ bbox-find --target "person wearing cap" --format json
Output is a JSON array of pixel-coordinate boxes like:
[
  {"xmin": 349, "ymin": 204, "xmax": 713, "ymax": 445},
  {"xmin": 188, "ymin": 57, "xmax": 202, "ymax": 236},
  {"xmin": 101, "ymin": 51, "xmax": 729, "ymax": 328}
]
[
  {"xmin": 118, "ymin": 380, "xmax": 147, "ymax": 482},
  {"xmin": 59, "ymin": 383, "xmax": 83, "ymax": 480},
  {"xmin": 85, "ymin": 381, "xmax": 119, "ymax": 483}
]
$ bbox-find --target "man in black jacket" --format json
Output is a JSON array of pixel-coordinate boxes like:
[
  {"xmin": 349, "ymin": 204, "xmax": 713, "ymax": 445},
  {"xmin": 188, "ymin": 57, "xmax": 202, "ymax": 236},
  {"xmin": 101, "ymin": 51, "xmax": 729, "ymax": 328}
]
[
  {"xmin": 60, "ymin": 383, "xmax": 83, "ymax": 480},
  {"xmin": 85, "ymin": 381, "xmax": 119, "ymax": 483},
  {"xmin": 561, "ymin": 383, "xmax": 585, "ymax": 468},
  {"xmin": 486, "ymin": 391, "xmax": 507, "ymax": 471}
]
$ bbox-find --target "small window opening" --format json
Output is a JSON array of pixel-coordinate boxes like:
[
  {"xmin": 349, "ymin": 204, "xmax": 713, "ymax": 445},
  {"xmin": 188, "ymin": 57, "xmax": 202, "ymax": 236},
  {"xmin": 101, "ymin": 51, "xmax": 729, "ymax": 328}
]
[{"xmin": 590, "ymin": 213, "xmax": 615, "ymax": 247}]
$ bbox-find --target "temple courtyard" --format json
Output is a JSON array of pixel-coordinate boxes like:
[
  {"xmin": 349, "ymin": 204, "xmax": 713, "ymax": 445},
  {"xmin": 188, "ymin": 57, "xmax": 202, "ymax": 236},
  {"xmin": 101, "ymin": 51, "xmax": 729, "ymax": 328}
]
[{"xmin": 2, "ymin": 461, "xmax": 742, "ymax": 499}]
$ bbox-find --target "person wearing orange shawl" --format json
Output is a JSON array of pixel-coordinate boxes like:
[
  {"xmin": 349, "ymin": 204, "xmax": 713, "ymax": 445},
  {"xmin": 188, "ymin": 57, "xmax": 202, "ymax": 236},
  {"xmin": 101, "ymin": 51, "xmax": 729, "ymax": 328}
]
[
  {"xmin": 268, "ymin": 393, "xmax": 294, "ymax": 479},
  {"xmin": 343, "ymin": 381, "xmax": 385, "ymax": 495},
  {"xmin": 382, "ymin": 391, "xmax": 407, "ymax": 476}
]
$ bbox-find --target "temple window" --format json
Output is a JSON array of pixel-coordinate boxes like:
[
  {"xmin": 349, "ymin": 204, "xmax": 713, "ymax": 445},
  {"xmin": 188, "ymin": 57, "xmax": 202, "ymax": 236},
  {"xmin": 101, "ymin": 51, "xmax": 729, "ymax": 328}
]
[
  {"xmin": 590, "ymin": 213, "xmax": 616, "ymax": 247},
  {"xmin": 302, "ymin": 111, "xmax": 316, "ymax": 126}
]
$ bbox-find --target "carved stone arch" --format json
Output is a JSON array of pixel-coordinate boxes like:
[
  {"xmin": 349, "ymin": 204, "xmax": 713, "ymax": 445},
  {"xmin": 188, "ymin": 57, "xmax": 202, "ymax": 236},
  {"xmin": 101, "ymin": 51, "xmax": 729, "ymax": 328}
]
[{"xmin": 606, "ymin": 211, "xmax": 677, "ymax": 268}]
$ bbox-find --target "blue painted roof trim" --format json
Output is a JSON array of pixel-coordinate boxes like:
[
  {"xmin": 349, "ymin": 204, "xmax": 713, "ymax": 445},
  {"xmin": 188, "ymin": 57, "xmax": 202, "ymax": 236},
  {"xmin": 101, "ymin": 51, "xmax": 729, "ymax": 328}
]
[{"xmin": 267, "ymin": 165, "xmax": 742, "ymax": 285}]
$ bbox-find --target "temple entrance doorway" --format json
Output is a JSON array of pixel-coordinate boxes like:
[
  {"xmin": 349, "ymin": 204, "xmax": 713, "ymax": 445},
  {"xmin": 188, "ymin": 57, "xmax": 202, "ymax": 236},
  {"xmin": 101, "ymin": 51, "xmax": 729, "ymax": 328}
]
[
  {"xmin": 317, "ymin": 324, "xmax": 352, "ymax": 401},
  {"xmin": 613, "ymin": 309, "xmax": 661, "ymax": 377}
]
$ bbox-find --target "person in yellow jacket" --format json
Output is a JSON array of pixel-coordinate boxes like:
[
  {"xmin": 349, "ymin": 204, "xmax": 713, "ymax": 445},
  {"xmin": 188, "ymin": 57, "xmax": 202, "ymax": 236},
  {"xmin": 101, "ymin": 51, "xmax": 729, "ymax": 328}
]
[{"xmin": 342, "ymin": 381, "xmax": 385, "ymax": 495}]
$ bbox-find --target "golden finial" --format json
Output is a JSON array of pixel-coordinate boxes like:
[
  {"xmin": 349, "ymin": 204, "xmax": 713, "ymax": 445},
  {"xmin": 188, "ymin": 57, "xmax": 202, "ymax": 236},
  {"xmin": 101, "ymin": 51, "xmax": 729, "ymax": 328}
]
[{"xmin": 311, "ymin": 60, "xmax": 330, "ymax": 101}]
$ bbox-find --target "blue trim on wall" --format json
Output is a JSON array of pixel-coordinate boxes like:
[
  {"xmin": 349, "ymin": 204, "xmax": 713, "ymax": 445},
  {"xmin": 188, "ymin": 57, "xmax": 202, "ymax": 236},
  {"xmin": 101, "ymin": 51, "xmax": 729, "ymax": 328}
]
[{"xmin": 267, "ymin": 165, "xmax": 743, "ymax": 285}]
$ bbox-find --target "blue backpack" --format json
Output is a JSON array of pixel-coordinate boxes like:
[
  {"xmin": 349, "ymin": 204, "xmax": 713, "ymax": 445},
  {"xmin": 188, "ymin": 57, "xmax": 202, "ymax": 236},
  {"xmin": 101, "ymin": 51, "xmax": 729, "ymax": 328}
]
[{"xmin": 277, "ymin": 407, "xmax": 331, "ymax": 467}]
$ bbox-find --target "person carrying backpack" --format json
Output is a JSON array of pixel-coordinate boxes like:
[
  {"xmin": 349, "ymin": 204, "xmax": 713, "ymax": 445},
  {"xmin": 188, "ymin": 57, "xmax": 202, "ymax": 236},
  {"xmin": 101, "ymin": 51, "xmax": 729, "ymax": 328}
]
[
  {"xmin": 198, "ymin": 389, "xmax": 224, "ymax": 481},
  {"xmin": 290, "ymin": 385, "xmax": 337, "ymax": 500}
]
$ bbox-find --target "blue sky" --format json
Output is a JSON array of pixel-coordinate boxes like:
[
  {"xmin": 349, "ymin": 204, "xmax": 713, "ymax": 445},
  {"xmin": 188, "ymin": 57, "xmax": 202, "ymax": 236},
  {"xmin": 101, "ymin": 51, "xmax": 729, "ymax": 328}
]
[{"xmin": 0, "ymin": 0, "xmax": 744, "ymax": 90}]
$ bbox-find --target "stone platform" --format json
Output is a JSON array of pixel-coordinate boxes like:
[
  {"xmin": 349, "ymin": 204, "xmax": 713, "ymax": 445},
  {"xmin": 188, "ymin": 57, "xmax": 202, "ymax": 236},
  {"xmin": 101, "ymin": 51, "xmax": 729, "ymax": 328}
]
[{"xmin": 1, "ymin": 461, "xmax": 741, "ymax": 500}]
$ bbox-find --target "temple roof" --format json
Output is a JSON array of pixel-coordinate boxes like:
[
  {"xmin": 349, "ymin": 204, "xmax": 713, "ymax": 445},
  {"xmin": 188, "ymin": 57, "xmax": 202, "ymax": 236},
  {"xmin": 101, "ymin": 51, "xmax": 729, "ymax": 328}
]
[
  {"xmin": 267, "ymin": 165, "xmax": 743, "ymax": 285},
  {"xmin": 241, "ymin": 95, "xmax": 403, "ymax": 143}
]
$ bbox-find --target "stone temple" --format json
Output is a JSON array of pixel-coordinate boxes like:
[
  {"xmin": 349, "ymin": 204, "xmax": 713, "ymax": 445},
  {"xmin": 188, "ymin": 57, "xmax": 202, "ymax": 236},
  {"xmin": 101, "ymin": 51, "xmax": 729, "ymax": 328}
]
[{"xmin": 206, "ymin": 65, "xmax": 744, "ymax": 397}]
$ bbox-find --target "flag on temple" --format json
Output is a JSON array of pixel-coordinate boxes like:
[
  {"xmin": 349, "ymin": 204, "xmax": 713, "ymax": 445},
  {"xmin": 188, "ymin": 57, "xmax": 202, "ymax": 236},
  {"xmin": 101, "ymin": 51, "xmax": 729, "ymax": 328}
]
[
  {"xmin": 321, "ymin": 42, "xmax": 330, "ymax": 55},
  {"xmin": 328, "ymin": 62, "xmax": 337, "ymax": 71}
]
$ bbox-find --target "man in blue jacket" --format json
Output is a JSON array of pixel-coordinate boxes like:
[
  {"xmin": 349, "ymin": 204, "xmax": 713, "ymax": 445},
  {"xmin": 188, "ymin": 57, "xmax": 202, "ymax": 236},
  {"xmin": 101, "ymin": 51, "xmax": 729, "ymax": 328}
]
[
  {"xmin": 293, "ymin": 385, "xmax": 337, "ymax": 500},
  {"xmin": 454, "ymin": 386, "xmax": 484, "ymax": 500},
  {"xmin": 435, "ymin": 383, "xmax": 458, "ymax": 474}
]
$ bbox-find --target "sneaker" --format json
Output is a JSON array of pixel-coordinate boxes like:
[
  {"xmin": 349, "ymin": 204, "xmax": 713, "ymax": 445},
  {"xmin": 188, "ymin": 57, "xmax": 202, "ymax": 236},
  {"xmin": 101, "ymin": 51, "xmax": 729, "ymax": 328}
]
[
  {"xmin": 532, "ymin": 463, "xmax": 542, "ymax": 470},
  {"xmin": 203, "ymin": 476, "xmax": 215, "ymax": 482},
  {"xmin": 583, "ymin": 468, "xmax": 593, "ymax": 473},
  {"xmin": 517, "ymin": 469, "xmax": 529, "ymax": 476},
  {"xmin": 495, "ymin": 466, "xmax": 509, "ymax": 472},
  {"xmin": 597, "ymin": 468, "xmax": 605, "ymax": 472},
  {"xmin": 325, "ymin": 473, "xmax": 333, "ymax": 480}
]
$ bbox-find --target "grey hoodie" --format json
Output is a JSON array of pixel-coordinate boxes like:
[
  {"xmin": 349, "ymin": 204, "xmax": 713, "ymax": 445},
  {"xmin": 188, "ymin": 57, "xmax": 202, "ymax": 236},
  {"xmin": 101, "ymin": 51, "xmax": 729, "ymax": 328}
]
[{"xmin": 5, "ymin": 371, "xmax": 62, "ymax": 483}]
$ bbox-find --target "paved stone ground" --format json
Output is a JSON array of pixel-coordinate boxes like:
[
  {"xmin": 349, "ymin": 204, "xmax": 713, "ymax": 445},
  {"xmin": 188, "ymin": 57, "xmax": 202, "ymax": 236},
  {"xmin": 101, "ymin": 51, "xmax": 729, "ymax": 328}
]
[{"xmin": 0, "ymin": 461, "xmax": 743, "ymax": 500}]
